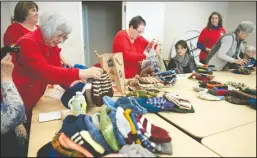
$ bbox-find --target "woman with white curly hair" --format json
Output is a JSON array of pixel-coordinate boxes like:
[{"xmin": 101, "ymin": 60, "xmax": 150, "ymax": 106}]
[{"xmin": 11, "ymin": 12, "xmax": 103, "ymax": 122}]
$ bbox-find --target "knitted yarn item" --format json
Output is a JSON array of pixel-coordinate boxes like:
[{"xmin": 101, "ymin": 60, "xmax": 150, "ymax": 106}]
[
  {"xmin": 92, "ymin": 71, "xmax": 113, "ymax": 107},
  {"xmin": 230, "ymin": 90, "xmax": 256, "ymax": 100},
  {"xmin": 188, "ymin": 73, "xmax": 214, "ymax": 82},
  {"xmin": 197, "ymin": 90, "xmax": 224, "ymax": 101},
  {"xmin": 126, "ymin": 90, "xmax": 158, "ymax": 98},
  {"xmin": 140, "ymin": 66, "xmax": 155, "ymax": 77},
  {"xmin": 232, "ymin": 67, "xmax": 252, "ymax": 75},
  {"xmin": 225, "ymin": 96, "xmax": 248, "ymax": 105},
  {"xmin": 139, "ymin": 77, "xmax": 161, "ymax": 84}
]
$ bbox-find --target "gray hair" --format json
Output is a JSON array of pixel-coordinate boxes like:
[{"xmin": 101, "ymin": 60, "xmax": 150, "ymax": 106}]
[
  {"xmin": 245, "ymin": 45, "xmax": 256, "ymax": 53},
  {"xmin": 236, "ymin": 21, "xmax": 256, "ymax": 34},
  {"xmin": 39, "ymin": 12, "xmax": 72, "ymax": 40}
]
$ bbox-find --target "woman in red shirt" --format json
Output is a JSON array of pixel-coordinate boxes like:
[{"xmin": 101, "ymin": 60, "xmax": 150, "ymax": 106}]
[
  {"xmin": 197, "ymin": 12, "xmax": 226, "ymax": 64},
  {"xmin": 112, "ymin": 16, "xmax": 151, "ymax": 79},
  {"xmin": 11, "ymin": 12, "xmax": 103, "ymax": 121}
]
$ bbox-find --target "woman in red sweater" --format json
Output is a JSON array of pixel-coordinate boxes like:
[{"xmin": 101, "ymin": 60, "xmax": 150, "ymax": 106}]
[
  {"xmin": 197, "ymin": 12, "xmax": 226, "ymax": 64},
  {"xmin": 112, "ymin": 16, "xmax": 150, "ymax": 79},
  {"xmin": 10, "ymin": 12, "xmax": 103, "ymax": 121}
]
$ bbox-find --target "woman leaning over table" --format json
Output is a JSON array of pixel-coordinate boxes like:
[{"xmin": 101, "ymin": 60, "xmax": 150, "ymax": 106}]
[{"xmin": 11, "ymin": 12, "xmax": 103, "ymax": 123}]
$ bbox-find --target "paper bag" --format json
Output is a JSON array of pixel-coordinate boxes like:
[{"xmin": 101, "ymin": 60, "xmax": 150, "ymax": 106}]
[{"xmin": 98, "ymin": 52, "xmax": 125, "ymax": 95}]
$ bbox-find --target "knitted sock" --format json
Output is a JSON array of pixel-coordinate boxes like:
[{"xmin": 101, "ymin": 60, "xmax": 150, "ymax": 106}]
[
  {"xmin": 102, "ymin": 96, "xmax": 116, "ymax": 111},
  {"xmin": 140, "ymin": 66, "xmax": 155, "ymax": 77},
  {"xmin": 130, "ymin": 112, "xmax": 156, "ymax": 152},
  {"xmin": 100, "ymin": 105, "xmax": 120, "ymax": 152},
  {"xmin": 84, "ymin": 115, "xmax": 113, "ymax": 153},
  {"xmin": 136, "ymin": 114, "xmax": 171, "ymax": 143},
  {"xmin": 59, "ymin": 132, "xmax": 93, "ymax": 157},
  {"xmin": 92, "ymin": 71, "xmax": 113, "ymax": 107},
  {"xmin": 116, "ymin": 107, "xmax": 133, "ymax": 144},
  {"xmin": 198, "ymin": 90, "xmax": 224, "ymax": 101},
  {"xmin": 62, "ymin": 115, "xmax": 100, "ymax": 157},
  {"xmin": 225, "ymin": 96, "xmax": 248, "ymax": 105},
  {"xmin": 146, "ymin": 97, "xmax": 175, "ymax": 110},
  {"xmin": 119, "ymin": 144, "xmax": 156, "ymax": 157},
  {"xmin": 109, "ymin": 110, "xmax": 127, "ymax": 147},
  {"xmin": 248, "ymin": 99, "xmax": 256, "ymax": 109},
  {"xmin": 114, "ymin": 97, "xmax": 145, "ymax": 114},
  {"xmin": 136, "ymin": 97, "xmax": 162, "ymax": 113},
  {"xmin": 208, "ymin": 89, "xmax": 230, "ymax": 96},
  {"xmin": 124, "ymin": 109, "xmax": 141, "ymax": 144},
  {"xmin": 76, "ymin": 115, "xmax": 105, "ymax": 155},
  {"xmin": 92, "ymin": 113, "xmax": 101, "ymax": 130},
  {"xmin": 164, "ymin": 93, "xmax": 193, "ymax": 110},
  {"xmin": 51, "ymin": 133, "xmax": 85, "ymax": 157}
]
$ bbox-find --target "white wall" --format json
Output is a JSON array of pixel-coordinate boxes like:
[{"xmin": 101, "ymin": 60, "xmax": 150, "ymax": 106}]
[
  {"xmin": 125, "ymin": 2, "xmax": 165, "ymax": 46},
  {"xmin": 1, "ymin": 2, "xmax": 85, "ymax": 65},
  {"xmin": 163, "ymin": 2, "xmax": 229, "ymax": 59},
  {"xmin": 227, "ymin": 2, "xmax": 256, "ymax": 47}
]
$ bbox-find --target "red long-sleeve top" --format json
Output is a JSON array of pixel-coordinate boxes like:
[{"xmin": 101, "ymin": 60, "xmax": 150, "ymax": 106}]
[
  {"xmin": 197, "ymin": 26, "xmax": 226, "ymax": 61},
  {"xmin": 7, "ymin": 28, "xmax": 80, "ymax": 118},
  {"xmin": 112, "ymin": 30, "xmax": 149, "ymax": 78}
]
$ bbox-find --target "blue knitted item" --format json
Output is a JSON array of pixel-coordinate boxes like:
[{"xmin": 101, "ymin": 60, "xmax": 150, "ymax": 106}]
[
  {"xmin": 109, "ymin": 111, "xmax": 127, "ymax": 146},
  {"xmin": 84, "ymin": 115, "xmax": 113, "ymax": 153},
  {"xmin": 146, "ymin": 97, "xmax": 175, "ymax": 110},
  {"xmin": 62, "ymin": 115, "xmax": 79, "ymax": 138},
  {"xmin": 76, "ymin": 114, "xmax": 88, "ymax": 131},
  {"xmin": 248, "ymin": 99, "xmax": 256, "ymax": 110},
  {"xmin": 74, "ymin": 64, "xmax": 88, "ymax": 69},
  {"xmin": 130, "ymin": 112, "xmax": 155, "ymax": 152},
  {"xmin": 155, "ymin": 70, "xmax": 176, "ymax": 76},
  {"xmin": 61, "ymin": 82, "xmax": 86, "ymax": 108},
  {"xmin": 116, "ymin": 97, "xmax": 147, "ymax": 114},
  {"xmin": 102, "ymin": 96, "xmax": 116, "ymax": 111},
  {"xmin": 136, "ymin": 98, "xmax": 161, "ymax": 113},
  {"xmin": 128, "ymin": 97, "xmax": 148, "ymax": 114}
]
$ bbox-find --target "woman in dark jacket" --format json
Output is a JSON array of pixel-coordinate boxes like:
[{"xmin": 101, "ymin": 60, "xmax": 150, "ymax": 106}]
[{"xmin": 167, "ymin": 40, "xmax": 196, "ymax": 73}]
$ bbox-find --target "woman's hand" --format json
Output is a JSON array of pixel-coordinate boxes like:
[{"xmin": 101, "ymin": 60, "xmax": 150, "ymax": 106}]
[
  {"xmin": 79, "ymin": 67, "xmax": 103, "ymax": 80},
  {"xmin": 205, "ymin": 48, "xmax": 211, "ymax": 53},
  {"xmin": 1, "ymin": 54, "xmax": 14, "ymax": 82},
  {"xmin": 234, "ymin": 59, "xmax": 248, "ymax": 66}
]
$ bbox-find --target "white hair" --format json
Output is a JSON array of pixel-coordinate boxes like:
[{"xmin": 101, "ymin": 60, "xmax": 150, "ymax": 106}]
[
  {"xmin": 39, "ymin": 12, "xmax": 72, "ymax": 40},
  {"xmin": 245, "ymin": 45, "xmax": 256, "ymax": 53}
]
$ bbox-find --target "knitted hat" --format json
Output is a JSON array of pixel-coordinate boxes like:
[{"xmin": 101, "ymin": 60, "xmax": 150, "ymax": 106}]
[
  {"xmin": 91, "ymin": 113, "xmax": 101, "ymax": 130},
  {"xmin": 61, "ymin": 82, "xmax": 86, "ymax": 108},
  {"xmin": 109, "ymin": 111, "xmax": 127, "ymax": 147},
  {"xmin": 119, "ymin": 144, "xmax": 156, "ymax": 157},
  {"xmin": 225, "ymin": 96, "xmax": 248, "ymax": 105},
  {"xmin": 126, "ymin": 90, "xmax": 158, "ymax": 98},
  {"xmin": 146, "ymin": 97, "xmax": 175, "ymax": 110},
  {"xmin": 236, "ymin": 21, "xmax": 256, "ymax": 34},
  {"xmin": 92, "ymin": 71, "xmax": 113, "ymax": 107},
  {"xmin": 233, "ymin": 67, "xmax": 252, "ymax": 75},
  {"xmin": 230, "ymin": 90, "xmax": 256, "ymax": 100},
  {"xmin": 84, "ymin": 115, "xmax": 113, "ymax": 153},
  {"xmin": 140, "ymin": 66, "xmax": 155, "ymax": 77},
  {"xmin": 197, "ymin": 90, "xmax": 224, "ymax": 101},
  {"xmin": 124, "ymin": 109, "xmax": 141, "ymax": 144},
  {"xmin": 102, "ymin": 96, "xmax": 116, "ymax": 111},
  {"xmin": 116, "ymin": 107, "xmax": 133, "ymax": 144},
  {"xmin": 208, "ymin": 89, "xmax": 230, "ymax": 96},
  {"xmin": 114, "ymin": 97, "xmax": 147, "ymax": 114},
  {"xmin": 100, "ymin": 105, "xmax": 120, "ymax": 152}
]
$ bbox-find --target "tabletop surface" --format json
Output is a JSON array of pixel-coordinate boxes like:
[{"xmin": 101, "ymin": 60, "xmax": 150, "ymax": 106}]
[
  {"xmin": 158, "ymin": 71, "xmax": 256, "ymax": 138},
  {"xmin": 202, "ymin": 122, "xmax": 256, "ymax": 157},
  {"xmin": 28, "ymin": 93, "xmax": 218, "ymax": 157}
]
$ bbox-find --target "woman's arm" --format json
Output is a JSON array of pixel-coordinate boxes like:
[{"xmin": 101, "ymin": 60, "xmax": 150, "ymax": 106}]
[
  {"xmin": 197, "ymin": 28, "xmax": 207, "ymax": 51},
  {"xmin": 1, "ymin": 81, "xmax": 25, "ymax": 134}
]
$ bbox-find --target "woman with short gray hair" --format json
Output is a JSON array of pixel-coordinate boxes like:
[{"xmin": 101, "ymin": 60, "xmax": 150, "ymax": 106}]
[
  {"xmin": 11, "ymin": 12, "xmax": 103, "ymax": 122},
  {"xmin": 206, "ymin": 21, "xmax": 256, "ymax": 71}
]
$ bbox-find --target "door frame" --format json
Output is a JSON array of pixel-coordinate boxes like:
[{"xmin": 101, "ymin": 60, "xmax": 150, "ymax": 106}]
[{"xmin": 82, "ymin": 4, "xmax": 90, "ymax": 66}]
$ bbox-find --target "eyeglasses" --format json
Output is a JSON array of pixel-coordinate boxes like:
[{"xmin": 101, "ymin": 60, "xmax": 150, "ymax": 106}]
[
  {"xmin": 56, "ymin": 33, "xmax": 68, "ymax": 41},
  {"xmin": 136, "ymin": 29, "xmax": 144, "ymax": 36}
]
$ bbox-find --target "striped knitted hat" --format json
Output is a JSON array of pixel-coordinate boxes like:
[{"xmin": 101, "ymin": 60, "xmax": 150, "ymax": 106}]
[{"xmin": 92, "ymin": 71, "xmax": 113, "ymax": 107}]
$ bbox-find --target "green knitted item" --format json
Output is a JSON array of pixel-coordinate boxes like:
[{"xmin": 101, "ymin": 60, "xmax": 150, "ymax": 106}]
[
  {"xmin": 100, "ymin": 105, "xmax": 120, "ymax": 152},
  {"xmin": 126, "ymin": 90, "xmax": 157, "ymax": 98}
]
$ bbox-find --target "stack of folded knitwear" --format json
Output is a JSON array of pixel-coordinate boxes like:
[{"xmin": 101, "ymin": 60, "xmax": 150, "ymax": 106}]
[
  {"xmin": 188, "ymin": 65, "xmax": 215, "ymax": 82},
  {"xmin": 120, "ymin": 90, "xmax": 195, "ymax": 113},
  {"xmin": 154, "ymin": 69, "xmax": 177, "ymax": 87},
  {"xmin": 232, "ymin": 67, "xmax": 252, "ymax": 75},
  {"xmin": 37, "ymin": 100, "xmax": 174, "ymax": 157}
]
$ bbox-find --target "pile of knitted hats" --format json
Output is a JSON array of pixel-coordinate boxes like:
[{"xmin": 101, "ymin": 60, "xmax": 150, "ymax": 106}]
[
  {"xmin": 154, "ymin": 69, "xmax": 177, "ymax": 86},
  {"xmin": 192, "ymin": 80, "xmax": 256, "ymax": 109},
  {"xmin": 61, "ymin": 71, "xmax": 113, "ymax": 108},
  {"xmin": 37, "ymin": 105, "xmax": 173, "ymax": 157},
  {"xmin": 224, "ymin": 81, "xmax": 256, "ymax": 109},
  {"xmin": 188, "ymin": 65, "xmax": 215, "ymax": 82},
  {"xmin": 232, "ymin": 67, "xmax": 252, "ymax": 75}
]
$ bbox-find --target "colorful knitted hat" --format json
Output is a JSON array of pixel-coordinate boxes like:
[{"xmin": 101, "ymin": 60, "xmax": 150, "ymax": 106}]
[
  {"xmin": 92, "ymin": 71, "xmax": 113, "ymax": 107},
  {"xmin": 232, "ymin": 67, "xmax": 252, "ymax": 75},
  {"xmin": 61, "ymin": 82, "xmax": 86, "ymax": 108}
]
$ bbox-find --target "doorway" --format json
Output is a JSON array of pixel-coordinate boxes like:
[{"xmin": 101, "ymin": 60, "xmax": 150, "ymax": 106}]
[{"xmin": 82, "ymin": 1, "xmax": 123, "ymax": 66}]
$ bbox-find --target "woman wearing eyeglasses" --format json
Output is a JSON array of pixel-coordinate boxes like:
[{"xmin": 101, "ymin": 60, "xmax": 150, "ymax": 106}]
[
  {"xmin": 10, "ymin": 12, "xmax": 103, "ymax": 122},
  {"xmin": 112, "ymin": 16, "xmax": 153, "ymax": 79},
  {"xmin": 3, "ymin": 1, "xmax": 72, "ymax": 68}
]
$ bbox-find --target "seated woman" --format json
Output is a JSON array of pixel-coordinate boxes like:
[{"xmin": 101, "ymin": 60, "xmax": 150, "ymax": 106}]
[
  {"xmin": 167, "ymin": 40, "xmax": 196, "ymax": 73},
  {"xmin": 11, "ymin": 12, "xmax": 103, "ymax": 122},
  {"xmin": 112, "ymin": 16, "xmax": 152, "ymax": 79},
  {"xmin": 240, "ymin": 45, "xmax": 256, "ymax": 67},
  {"xmin": 1, "ymin": 54, "xmax": 28, "ymax": 157}
]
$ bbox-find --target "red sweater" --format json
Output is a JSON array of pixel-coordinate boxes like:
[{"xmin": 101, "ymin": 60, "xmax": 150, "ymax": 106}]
[
  {"xmin": 197, "ymin": 26, "xmax": 226, "ymax": 61},
  {"xmin": 112, "ymin": 30, "xmax": 149, "ymax": 78},
  {"xmin": 11, "ymin": 28, "xmax": 80, "ymax": 118}
]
